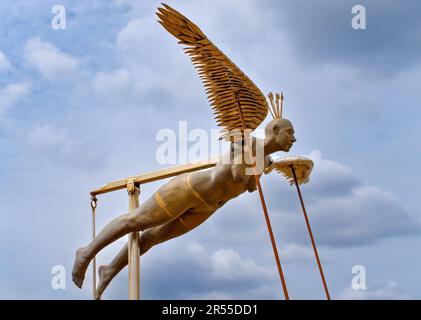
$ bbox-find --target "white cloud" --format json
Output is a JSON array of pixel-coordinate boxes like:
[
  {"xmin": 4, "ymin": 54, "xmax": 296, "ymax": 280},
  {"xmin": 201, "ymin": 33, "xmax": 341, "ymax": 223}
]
[
  {"xmin": 23, "ymin": 37, "xmax": 78, "ymax": 79},
  {"xmin": 93, "ymin": 68, "xmax": 142, "ymax": 100},
  {"xmin": 339, "ymin": 280, "xmax": 411, "ymax": 300},
  {"xmin": 26, "ymin": 124, "xmax": 106, "ymax": 170},
  {"xmin": 0, "ymin": 51, "xmax": 12, "ymax": 72},
  {"xmin": 283, "ymin": 243, "xmax": 314, "ymax": 264},
  {"xmin": 115, "ymin": 16, "xmax": 200, "ymax": 100},
  {"xmin": 0, "ymin": 81, "xmax": 31, "ymax": 118},
  {"xmin": 304, "ymin": 150, "xmax": 359, "ymax": 196},
  {"xmin": 266, "ymin": 150, "xmax": 421, "ymax": 247},
  {"xmin": 116, "ymin": 18, "xmax": 150, "ymax": 52},
  {"xmin": 105, "ymin": 241, "xmax": 279, "ymax": 299},
  {"xmin": 26, "ymin": 124, "xmax": 67, "ymax": 147},
  {"xmin": 210, "ymin": 248, "xmax": 273, "ymax": 282}
]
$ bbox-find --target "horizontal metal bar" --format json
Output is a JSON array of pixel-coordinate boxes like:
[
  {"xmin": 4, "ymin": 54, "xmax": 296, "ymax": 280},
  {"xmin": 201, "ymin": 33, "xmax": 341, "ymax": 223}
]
[{"xmin": 90, "ymin": 157, "xmax": 220, "ymax": 197}]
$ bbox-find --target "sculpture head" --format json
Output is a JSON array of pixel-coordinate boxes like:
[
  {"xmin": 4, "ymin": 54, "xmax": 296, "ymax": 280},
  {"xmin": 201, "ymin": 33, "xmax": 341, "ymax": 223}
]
[
  {"xmin": 264, "ymin": 118, "xmax": 296, "ymax": 153},
  {"xmin": 264, "ymin": 92, "xmax": 296, "ymax": 154}
]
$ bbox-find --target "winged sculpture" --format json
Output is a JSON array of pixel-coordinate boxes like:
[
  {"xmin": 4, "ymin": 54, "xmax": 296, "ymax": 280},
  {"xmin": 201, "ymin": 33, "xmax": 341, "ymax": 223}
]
[{"xmin": 72, "ymin": 3, "xmax": 314, "ymax": 299}]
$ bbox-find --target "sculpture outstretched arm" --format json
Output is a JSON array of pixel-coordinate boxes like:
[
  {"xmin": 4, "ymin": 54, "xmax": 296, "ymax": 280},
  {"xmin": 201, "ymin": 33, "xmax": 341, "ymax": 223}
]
[{"xmin": 269, "ymin": 156, "xmax": 314, "ymax": 185}]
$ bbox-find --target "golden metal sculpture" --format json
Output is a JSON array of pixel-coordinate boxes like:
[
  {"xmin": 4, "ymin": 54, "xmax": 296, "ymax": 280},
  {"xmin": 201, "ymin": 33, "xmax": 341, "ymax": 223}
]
[
  {"xmin": 157, "ymin": 4, "xmax": 291, "ymax": 298},
  {"xmin": 72, "ymin": 3, "xmax": 330, "ymax": 300}
]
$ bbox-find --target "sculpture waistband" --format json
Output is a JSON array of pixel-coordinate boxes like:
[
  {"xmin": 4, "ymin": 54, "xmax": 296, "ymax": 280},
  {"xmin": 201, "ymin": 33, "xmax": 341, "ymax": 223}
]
[{"xmin": 186, "ymin": 173, "xmax": 215, "ymax": 208}]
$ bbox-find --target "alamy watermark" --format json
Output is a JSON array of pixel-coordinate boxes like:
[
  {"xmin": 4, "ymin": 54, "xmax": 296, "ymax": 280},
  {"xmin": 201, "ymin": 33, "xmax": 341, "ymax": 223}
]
[
  {"xmin": 351, "ymin": 264, "xmax": 366, "ymax": 290},
  {"xmin": 155, "ymin": 121, "xmax": 266, "ymax": 175},
  {"xmin": 351, "ymin": 5, "xmax": 366, "ymax": 30},
  {"xmin": 51, "ymin": 5, "xmax": 66, "ymax": 30},
  {"xmin": 51, "ymin": 265, "xmax": 66, "ymax": 290}
]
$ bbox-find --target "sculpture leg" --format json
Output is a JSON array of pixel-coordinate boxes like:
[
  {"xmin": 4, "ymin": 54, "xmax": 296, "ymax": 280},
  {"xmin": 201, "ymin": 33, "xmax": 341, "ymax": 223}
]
[
  {"xmin": 96, "ymin": 209, "xmax": 214, "ymax": 299},
  {"xmin": 72, "ymin": 196, "xmax": 182, "ymax": 288},
  {"xmin": 95, "ymin": 230, "xmax": 154, "ymax": 300}
]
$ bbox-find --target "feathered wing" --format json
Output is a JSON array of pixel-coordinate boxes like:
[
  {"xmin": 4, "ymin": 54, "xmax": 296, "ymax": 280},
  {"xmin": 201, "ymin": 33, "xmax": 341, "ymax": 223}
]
[
  {"xmin": 270, "ymin": 157, "xmax": 314, "ymax": 185},
  {"xmin": 157, "ymin": 3, "xmax": 268, "ymax": 137}
]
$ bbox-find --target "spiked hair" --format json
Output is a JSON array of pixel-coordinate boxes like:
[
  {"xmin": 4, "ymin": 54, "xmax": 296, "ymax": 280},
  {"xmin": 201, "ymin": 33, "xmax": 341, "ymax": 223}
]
[{"xmin": 267, "ymin": 92, "xmax": 284, "ymax": 119}]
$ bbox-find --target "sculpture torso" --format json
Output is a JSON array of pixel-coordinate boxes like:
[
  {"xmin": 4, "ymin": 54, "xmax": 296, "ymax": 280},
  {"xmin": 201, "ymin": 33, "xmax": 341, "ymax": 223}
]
[{"xmin": 183, "ymin": 138, "xmax": 270, "ymax": 209}]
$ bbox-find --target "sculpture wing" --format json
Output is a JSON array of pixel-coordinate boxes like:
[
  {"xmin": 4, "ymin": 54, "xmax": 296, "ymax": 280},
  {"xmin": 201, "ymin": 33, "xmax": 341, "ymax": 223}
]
[{"xmin": 157, "ymin": 4, "xmax": 268, "ymax": 137}]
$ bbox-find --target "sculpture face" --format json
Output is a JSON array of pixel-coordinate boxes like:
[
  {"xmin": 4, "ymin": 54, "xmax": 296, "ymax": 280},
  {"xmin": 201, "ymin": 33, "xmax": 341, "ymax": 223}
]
[{"xmin": 266, "ymin": 118, "xmax": 296, "ymax": 152}]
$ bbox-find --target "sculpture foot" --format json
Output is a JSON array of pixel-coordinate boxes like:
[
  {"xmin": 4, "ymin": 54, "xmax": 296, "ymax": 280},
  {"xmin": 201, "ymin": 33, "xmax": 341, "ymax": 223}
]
[
  {"xmin": 72, "ymin": 247, "xmax": 89, "ymax": 289},
  {"xmin": 96, "ymin": 265, "xmax": 114, "ymax": 299}
]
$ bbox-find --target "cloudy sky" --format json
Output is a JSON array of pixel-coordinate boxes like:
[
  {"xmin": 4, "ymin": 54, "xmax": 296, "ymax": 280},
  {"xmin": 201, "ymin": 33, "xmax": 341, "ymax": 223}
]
[{"xmin": 0, "ymin": 0, "xmax": 420, "ymax": 300}]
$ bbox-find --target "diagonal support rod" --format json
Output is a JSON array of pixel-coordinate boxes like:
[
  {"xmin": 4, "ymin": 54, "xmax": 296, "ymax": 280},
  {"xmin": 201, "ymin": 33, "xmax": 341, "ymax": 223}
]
[
  {"xmin": 290, "ymin": 165, "xmax": 331, "ymax": 300},
  {"xmin": 235, "ymin": 93, "xmax": 289, "ymax": 300}
]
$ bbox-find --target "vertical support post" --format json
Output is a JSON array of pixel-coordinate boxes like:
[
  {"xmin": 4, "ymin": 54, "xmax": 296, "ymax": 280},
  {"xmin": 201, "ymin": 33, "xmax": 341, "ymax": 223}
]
[
  {"xmin": 127, "ymin": 179, "xmax": 140, "ymax": 300},
  {"xmin": 90, "ymin": 197, "xmax": 97, "ymax": 300}
]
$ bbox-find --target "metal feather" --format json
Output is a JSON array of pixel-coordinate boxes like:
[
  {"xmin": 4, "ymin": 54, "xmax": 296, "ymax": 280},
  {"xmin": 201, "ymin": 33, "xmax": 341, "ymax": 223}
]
[{"xmin": 157, "ymin": 4, "xmax": 268, "ymax": 138}]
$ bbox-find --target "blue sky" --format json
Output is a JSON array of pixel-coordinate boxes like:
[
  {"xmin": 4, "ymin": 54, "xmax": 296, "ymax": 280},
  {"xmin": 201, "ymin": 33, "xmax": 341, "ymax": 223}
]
[{"xmin": 0, "ymin": 0, "xmax": 420, "ymax": 299}]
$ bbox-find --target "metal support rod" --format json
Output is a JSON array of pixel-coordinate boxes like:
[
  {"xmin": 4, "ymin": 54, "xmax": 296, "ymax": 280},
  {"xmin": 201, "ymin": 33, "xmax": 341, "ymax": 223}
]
[
  {"xmin": 90, "ymin": 196, "xmax": 97, "ymax": 300},
  {"xmin": 127, "ymin": 180, "xmax": 140, "ymax": 300},
  {"xmin": 290, "ymin": 165, "xmax": 331, "ymax": 300},
  {"xmin": 235, "ymin": 93, "xmax": 289, "ymax": 300},
  {"xmin": 91, "ymin": 158, "xmax": 219, "ymax": 197}
]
